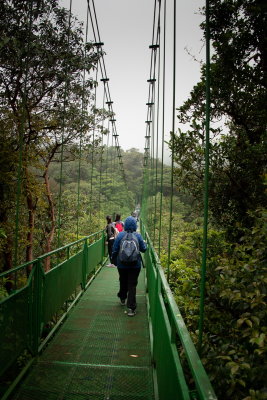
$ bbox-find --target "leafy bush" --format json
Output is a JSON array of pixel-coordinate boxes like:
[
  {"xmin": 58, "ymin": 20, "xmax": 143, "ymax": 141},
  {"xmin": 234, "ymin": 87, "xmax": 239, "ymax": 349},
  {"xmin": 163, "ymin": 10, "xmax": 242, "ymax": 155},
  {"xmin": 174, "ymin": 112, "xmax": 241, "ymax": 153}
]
[{"xmin": 162, "ymin": 209, "xmax": 267, "ymax": 399}]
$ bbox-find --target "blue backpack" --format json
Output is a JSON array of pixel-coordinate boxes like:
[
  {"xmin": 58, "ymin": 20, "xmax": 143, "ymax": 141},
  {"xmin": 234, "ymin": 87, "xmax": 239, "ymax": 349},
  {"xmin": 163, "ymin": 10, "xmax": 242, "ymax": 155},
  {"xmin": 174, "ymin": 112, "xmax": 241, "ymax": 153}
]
[{"xmin": 118, "ymin": 232, "xmax": 140, "ymax": 265}]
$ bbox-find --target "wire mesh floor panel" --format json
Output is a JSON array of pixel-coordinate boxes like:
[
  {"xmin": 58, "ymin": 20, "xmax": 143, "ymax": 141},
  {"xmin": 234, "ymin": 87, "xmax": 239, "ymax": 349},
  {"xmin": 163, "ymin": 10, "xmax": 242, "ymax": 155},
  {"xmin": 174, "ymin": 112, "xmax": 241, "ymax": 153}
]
[{"xmin": 11, "ymin": 266, "xmax": 155, "ymax": 400}]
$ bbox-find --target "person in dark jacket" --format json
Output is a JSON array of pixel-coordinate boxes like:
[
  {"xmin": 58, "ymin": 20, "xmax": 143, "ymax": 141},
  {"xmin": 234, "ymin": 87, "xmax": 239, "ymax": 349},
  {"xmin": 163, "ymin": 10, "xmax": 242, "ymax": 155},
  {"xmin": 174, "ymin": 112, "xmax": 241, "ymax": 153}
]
[
  {"xmin": 106, "ymin": 215, "xmax": 116, "ymax": 265},
  {"xmin": 112, "ymin": 216, "xmax": 147, "ymax": 316}
]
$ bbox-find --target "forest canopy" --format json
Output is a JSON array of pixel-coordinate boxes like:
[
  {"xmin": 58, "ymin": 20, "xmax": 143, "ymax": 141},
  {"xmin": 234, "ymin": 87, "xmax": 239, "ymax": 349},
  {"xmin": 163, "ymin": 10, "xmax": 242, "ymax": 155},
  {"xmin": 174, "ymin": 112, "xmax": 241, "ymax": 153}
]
[{"xmin": 0, "ymin": 0, "xmax": 131, "ymax": 271}]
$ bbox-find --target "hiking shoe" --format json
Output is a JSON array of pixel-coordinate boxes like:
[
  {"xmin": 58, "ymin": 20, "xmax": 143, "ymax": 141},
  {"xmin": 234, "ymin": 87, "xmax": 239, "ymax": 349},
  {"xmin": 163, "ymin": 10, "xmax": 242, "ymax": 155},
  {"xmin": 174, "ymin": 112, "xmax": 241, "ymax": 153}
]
[
  {"xmin": 120, "ymin": 299, "xmax": 126, "ymax": 305},
  {"xmin": 127, "ymin": 309, "xmax": 136, "ymax": 317}
]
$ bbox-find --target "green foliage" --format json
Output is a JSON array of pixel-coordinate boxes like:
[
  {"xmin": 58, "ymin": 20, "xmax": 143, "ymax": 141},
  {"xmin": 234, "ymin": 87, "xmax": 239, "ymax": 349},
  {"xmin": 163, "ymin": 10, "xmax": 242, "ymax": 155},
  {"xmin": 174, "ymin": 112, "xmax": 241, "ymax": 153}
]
[
  {"xmin": 0, "ymin": 278, "xmax": 9, "ymax": 301},
  {"xmin": 163, "ymin": 209, "xmax": 267, "ymax": 399},
  {"xmin": 46, "ymin": 146, "xmax": 137, "ymax": 244},
  {"xmin": 162, "ymin": 2, "xmax": 267, "ymax": 397},
  {"xmin": 0, "ymin": 1, "xmax": 120, "ymax": 270},
  {"xmin": 172, "ymin": 0, "xmax": 267, "ymax": 238},
  {"xmin": 123, "ymin": 148, "xmax": 144, "ymax": 203}
]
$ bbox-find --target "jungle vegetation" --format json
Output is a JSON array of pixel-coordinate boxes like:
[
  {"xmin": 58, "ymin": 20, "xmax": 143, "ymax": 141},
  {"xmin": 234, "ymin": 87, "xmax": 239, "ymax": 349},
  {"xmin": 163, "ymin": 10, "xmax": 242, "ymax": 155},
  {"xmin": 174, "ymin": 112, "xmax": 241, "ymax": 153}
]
[{"xmin": 0, "ymin": 0, "xmax": 266, "ymax": 399}]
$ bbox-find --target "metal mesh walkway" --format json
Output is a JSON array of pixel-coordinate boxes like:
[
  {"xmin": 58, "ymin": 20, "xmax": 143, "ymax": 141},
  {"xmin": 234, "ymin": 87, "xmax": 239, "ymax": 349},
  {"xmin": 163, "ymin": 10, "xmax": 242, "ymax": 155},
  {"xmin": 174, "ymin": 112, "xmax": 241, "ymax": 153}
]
[{"xmin": 11, "ymin": 266, "xmax": 155, "ymax": 400}]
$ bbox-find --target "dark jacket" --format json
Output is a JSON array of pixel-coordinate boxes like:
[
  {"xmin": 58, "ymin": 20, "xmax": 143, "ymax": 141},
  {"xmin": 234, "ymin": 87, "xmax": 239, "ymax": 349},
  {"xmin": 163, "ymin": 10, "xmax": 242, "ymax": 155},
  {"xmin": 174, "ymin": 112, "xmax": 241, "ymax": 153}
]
[
  {"xmin": 112, "ymin": 216, "xmax": 147, "ymax": 268},
  {"xmin": 106, "ymin": 222, "xmax": 115, "ymax": 240}
]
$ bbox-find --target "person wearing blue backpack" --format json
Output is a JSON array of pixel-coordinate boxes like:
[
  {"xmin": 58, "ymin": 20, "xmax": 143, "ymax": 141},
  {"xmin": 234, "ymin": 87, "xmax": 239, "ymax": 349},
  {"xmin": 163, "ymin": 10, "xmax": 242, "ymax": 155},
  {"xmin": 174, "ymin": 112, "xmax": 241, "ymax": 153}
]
[{"xmin": 111, "ymin": 216, "xmax": 147, "ymax": 316}]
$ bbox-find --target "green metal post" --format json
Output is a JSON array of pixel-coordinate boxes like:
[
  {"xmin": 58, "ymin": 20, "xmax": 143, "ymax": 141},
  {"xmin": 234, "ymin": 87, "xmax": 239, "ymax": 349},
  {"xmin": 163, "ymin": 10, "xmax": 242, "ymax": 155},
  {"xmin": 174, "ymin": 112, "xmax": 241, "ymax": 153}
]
[
  {"xmin": 102, "ymin": 231, "xmax": 105, "ymax": 260},
  {"xmin": 198, "ymin": 0, "xmax": 210, "ymax": 353},
  {"xmin": 82, "ymin": 240, "xmax": 88, "ymax": 290},
  {"xmin": 32, "ymin": 259, "xmax": 43, "ymax": 354},
  {"xmin": 145, "ymin": 166, "xmax": 150, "ymax": 226},
  {"xmin": 152, "ymin": 266, "xmax": 161, "ymax": 363}
]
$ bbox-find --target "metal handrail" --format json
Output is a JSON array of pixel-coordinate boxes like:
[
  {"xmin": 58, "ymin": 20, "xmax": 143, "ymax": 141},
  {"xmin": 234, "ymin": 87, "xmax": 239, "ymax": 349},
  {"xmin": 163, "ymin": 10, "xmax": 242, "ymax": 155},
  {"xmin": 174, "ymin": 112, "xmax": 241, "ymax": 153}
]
[
  {"xmin": 142, "ymin": 221, "xmax": 217, "ymax": 400},
  {"xmin": 0, "ymin": 229, "xmax": 104, "ymax": 278}
]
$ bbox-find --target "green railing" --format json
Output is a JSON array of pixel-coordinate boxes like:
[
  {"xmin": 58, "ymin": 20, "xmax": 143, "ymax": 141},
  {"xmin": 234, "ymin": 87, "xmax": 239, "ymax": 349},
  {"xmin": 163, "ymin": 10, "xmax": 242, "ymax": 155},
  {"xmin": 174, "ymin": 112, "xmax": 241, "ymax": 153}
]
[
  {"xmin": 141, "ymin": 221, "xmax": 217, "ymax": 400},
  {"xmin": 0, "ymin": 230, "xmax": 106, "ymax": 380}
]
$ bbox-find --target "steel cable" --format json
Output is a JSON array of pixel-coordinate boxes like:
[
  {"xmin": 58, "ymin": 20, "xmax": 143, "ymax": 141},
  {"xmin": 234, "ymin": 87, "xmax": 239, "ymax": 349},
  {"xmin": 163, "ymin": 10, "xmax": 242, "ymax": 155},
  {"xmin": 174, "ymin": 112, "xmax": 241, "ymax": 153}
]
[
  {"xmin": 167, "ymin": 0, "xmax": 176, "ymax": 282},
  {"xmin": 57, "ymin": 0, "xmax": 73, "ymax": 247}
]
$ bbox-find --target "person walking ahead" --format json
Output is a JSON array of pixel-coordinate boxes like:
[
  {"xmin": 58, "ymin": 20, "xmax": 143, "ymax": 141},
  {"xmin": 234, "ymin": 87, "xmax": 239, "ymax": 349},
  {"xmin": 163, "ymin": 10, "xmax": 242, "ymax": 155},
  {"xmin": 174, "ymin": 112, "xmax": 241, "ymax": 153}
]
[
  {"xmin": 112, "ymin": 216, "xmax": 147, "ymax": 316},
  {"xmin": 114, "ymin": 213, "xmax": 124, "ymax": 232},
  {"xmin": 106, "ymin": 215, "xmax": 116, "ymax": 266}
]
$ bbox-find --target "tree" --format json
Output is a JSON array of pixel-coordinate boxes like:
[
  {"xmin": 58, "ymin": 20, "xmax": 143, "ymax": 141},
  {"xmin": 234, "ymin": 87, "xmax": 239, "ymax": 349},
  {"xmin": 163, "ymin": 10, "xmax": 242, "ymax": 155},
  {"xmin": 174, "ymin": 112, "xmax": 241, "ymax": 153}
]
[
  {"xmin": 166, "ymin": 2, "xmax": 267, "ymax": 397},
  {"xmin": 0, "ymin": 0, "xmax": 107, "ymax": 269},
  {"xmin": 172, "ymin": 0, "xmax": 267, "ymax": 237}
]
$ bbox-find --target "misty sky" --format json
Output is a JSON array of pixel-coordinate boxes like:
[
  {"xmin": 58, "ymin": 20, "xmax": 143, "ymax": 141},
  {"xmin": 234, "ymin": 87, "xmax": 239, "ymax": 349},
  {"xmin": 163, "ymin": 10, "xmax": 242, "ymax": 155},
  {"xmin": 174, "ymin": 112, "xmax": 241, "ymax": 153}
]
[{"xmin": 60, "ymin": 0, "xmax": 205, "ymax": 157}]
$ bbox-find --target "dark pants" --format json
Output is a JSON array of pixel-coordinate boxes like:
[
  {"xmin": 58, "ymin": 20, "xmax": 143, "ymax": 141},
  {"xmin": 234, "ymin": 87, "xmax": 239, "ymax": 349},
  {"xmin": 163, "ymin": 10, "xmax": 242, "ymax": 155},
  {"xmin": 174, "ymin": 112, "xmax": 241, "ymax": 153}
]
[
  {"xmin": 117, "ymin": 268, "xmax": 141, "ymax": 310},
  {"xmin": 108, "ymin": 239, "xmax": 114, "ymax": 261}
]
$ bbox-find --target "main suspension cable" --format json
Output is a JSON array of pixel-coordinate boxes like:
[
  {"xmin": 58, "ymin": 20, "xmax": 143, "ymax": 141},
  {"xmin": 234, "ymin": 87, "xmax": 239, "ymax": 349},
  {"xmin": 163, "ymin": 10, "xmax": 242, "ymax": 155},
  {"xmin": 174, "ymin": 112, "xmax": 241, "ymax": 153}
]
[
  {"xmin": 143, "ymin": 0, "xmax": 160, "ymax": 231},
  {"xmin": 87, "ymin": 0, "xmax": 128, "ymax": 191},
  {"xmin": 153, "ymin": 5, "xmax": 161, "ymax": 244}
]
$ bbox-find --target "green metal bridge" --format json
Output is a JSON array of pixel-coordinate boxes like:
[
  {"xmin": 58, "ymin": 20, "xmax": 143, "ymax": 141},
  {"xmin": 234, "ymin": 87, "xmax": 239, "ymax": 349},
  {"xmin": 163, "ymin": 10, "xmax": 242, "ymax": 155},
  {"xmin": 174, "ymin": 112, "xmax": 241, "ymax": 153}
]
[
  {"xmin": 0, "ymin": 224, "xmax": 216, "ymax": 400},
  {"xmin": 0, "ymin": 0, "xmax": 219, "ymax": 398}
]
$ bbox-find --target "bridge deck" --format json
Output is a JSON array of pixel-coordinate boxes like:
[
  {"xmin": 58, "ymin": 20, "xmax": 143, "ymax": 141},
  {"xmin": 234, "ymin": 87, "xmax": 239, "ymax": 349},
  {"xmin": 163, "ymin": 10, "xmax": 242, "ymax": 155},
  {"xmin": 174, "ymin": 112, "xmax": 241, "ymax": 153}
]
[{"xmin": 11, "ymin": 266, "xmax": 155, "ymax": 400}]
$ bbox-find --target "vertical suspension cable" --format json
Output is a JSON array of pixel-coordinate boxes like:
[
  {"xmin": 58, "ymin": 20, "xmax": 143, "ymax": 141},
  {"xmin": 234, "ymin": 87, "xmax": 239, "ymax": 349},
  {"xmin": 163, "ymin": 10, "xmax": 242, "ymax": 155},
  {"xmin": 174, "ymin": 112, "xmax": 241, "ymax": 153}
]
[
  {"xmin": 144, "ymin": 0, "xmax": 157, "ymax": 230},
  {"xmin": 57, "ymin": 0, "xmax": 73, "ymax": 247},
  {"xmin": 14, "ymin": 0, "xmax": 33, "ymax": 266},
  {"xmin": 76, "ymin": 4, "xmax": 89, "ymax": 239},
  {"xmin": 87, "ymin": 0, "xmax": 128, "ymax": 201},
  {"xmin": 158, "ymin": 0, "xmax": 166, "ymax": 256},
  {"xmin": 105, "ymin": 116, "xmax": 111, "ymax": 213},
  {"xmin": 98, "ymin": 82, "xmax": 106, "ymax": 221},
  {"xmin": 153, "ymin": 8, "xmax": 161, "ymax": 245},
  {"xmin": 91, "ymin": 0, "xmax": 128, "ymax": 195},
  {"xmin": 87, "ymin": 0, "xmax": 98, "ymax": 225},
  {"xmin": 198, "ymin": 0, "xmax": 210, "ymax": 353},
  {"xmin": 89, "ymin": 61, "xmax": 98, "ymax": 224},
  {"xmin": 150, "ymin": 62, "xmax": 156, "ymax": 239},
  {"xmin": 148, "ymin": 64, "xmax": 156, "ymax": 232},
  {"xmin": 167, "ymin": 0, "xmax": 176, "ymax": 283},
  {"xmin": 111, "ymin": 123, "xmax": 115, "ymax": 194},
  {"xmin": 151, "ymin": 5, "xmax": 161, "ymax": 237}
]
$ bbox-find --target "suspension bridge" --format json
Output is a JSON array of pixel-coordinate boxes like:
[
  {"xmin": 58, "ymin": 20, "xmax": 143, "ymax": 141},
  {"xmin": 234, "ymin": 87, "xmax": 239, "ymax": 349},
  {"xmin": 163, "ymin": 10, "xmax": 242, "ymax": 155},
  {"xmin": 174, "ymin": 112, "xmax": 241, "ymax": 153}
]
[{"xmin": 0, "ymin": 0, "xmax": 217, "ymax": 399}]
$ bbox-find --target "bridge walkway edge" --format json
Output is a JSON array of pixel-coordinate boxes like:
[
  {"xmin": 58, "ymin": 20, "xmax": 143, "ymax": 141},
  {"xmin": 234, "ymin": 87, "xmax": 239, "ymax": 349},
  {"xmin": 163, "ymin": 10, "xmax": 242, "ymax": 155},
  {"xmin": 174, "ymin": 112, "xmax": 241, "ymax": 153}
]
[{"xmin": 11, "ymin": 265, "xmax": 155, "ymax": 400}]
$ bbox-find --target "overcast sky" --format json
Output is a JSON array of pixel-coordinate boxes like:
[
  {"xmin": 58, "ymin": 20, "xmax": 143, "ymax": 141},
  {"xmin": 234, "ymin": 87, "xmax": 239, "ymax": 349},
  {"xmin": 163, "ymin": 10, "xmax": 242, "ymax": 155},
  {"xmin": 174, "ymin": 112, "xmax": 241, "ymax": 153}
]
[{"xmin": 60, "ymin": 0, "xmax": 205, "ymax": 157}]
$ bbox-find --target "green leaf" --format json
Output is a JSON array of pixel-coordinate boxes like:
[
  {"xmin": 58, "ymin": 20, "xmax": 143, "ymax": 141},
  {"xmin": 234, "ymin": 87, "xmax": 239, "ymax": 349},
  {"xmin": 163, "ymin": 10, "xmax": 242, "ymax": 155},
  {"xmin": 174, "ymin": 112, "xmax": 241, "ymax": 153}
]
[
  {"xmin": 237, "ymin": 379, "xmax": 246, "ymax": 387},
  {"xmin": 237, "ymin": 318, "xmax": 245, "ymax": 327},
  {"xmin": 251, "ymin": 316, "xmax": 260, "ymax": 326},
  {"xmin": 245, "ymin": 319, "xmax": 253, "ymax": 328},
  {"xmin": 231, "ymin": 365, "xmax": 239, "ymax": 375},
  {"xmin": 241, "ymin": 363, "xmax": 250, "ymax": 370}
]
